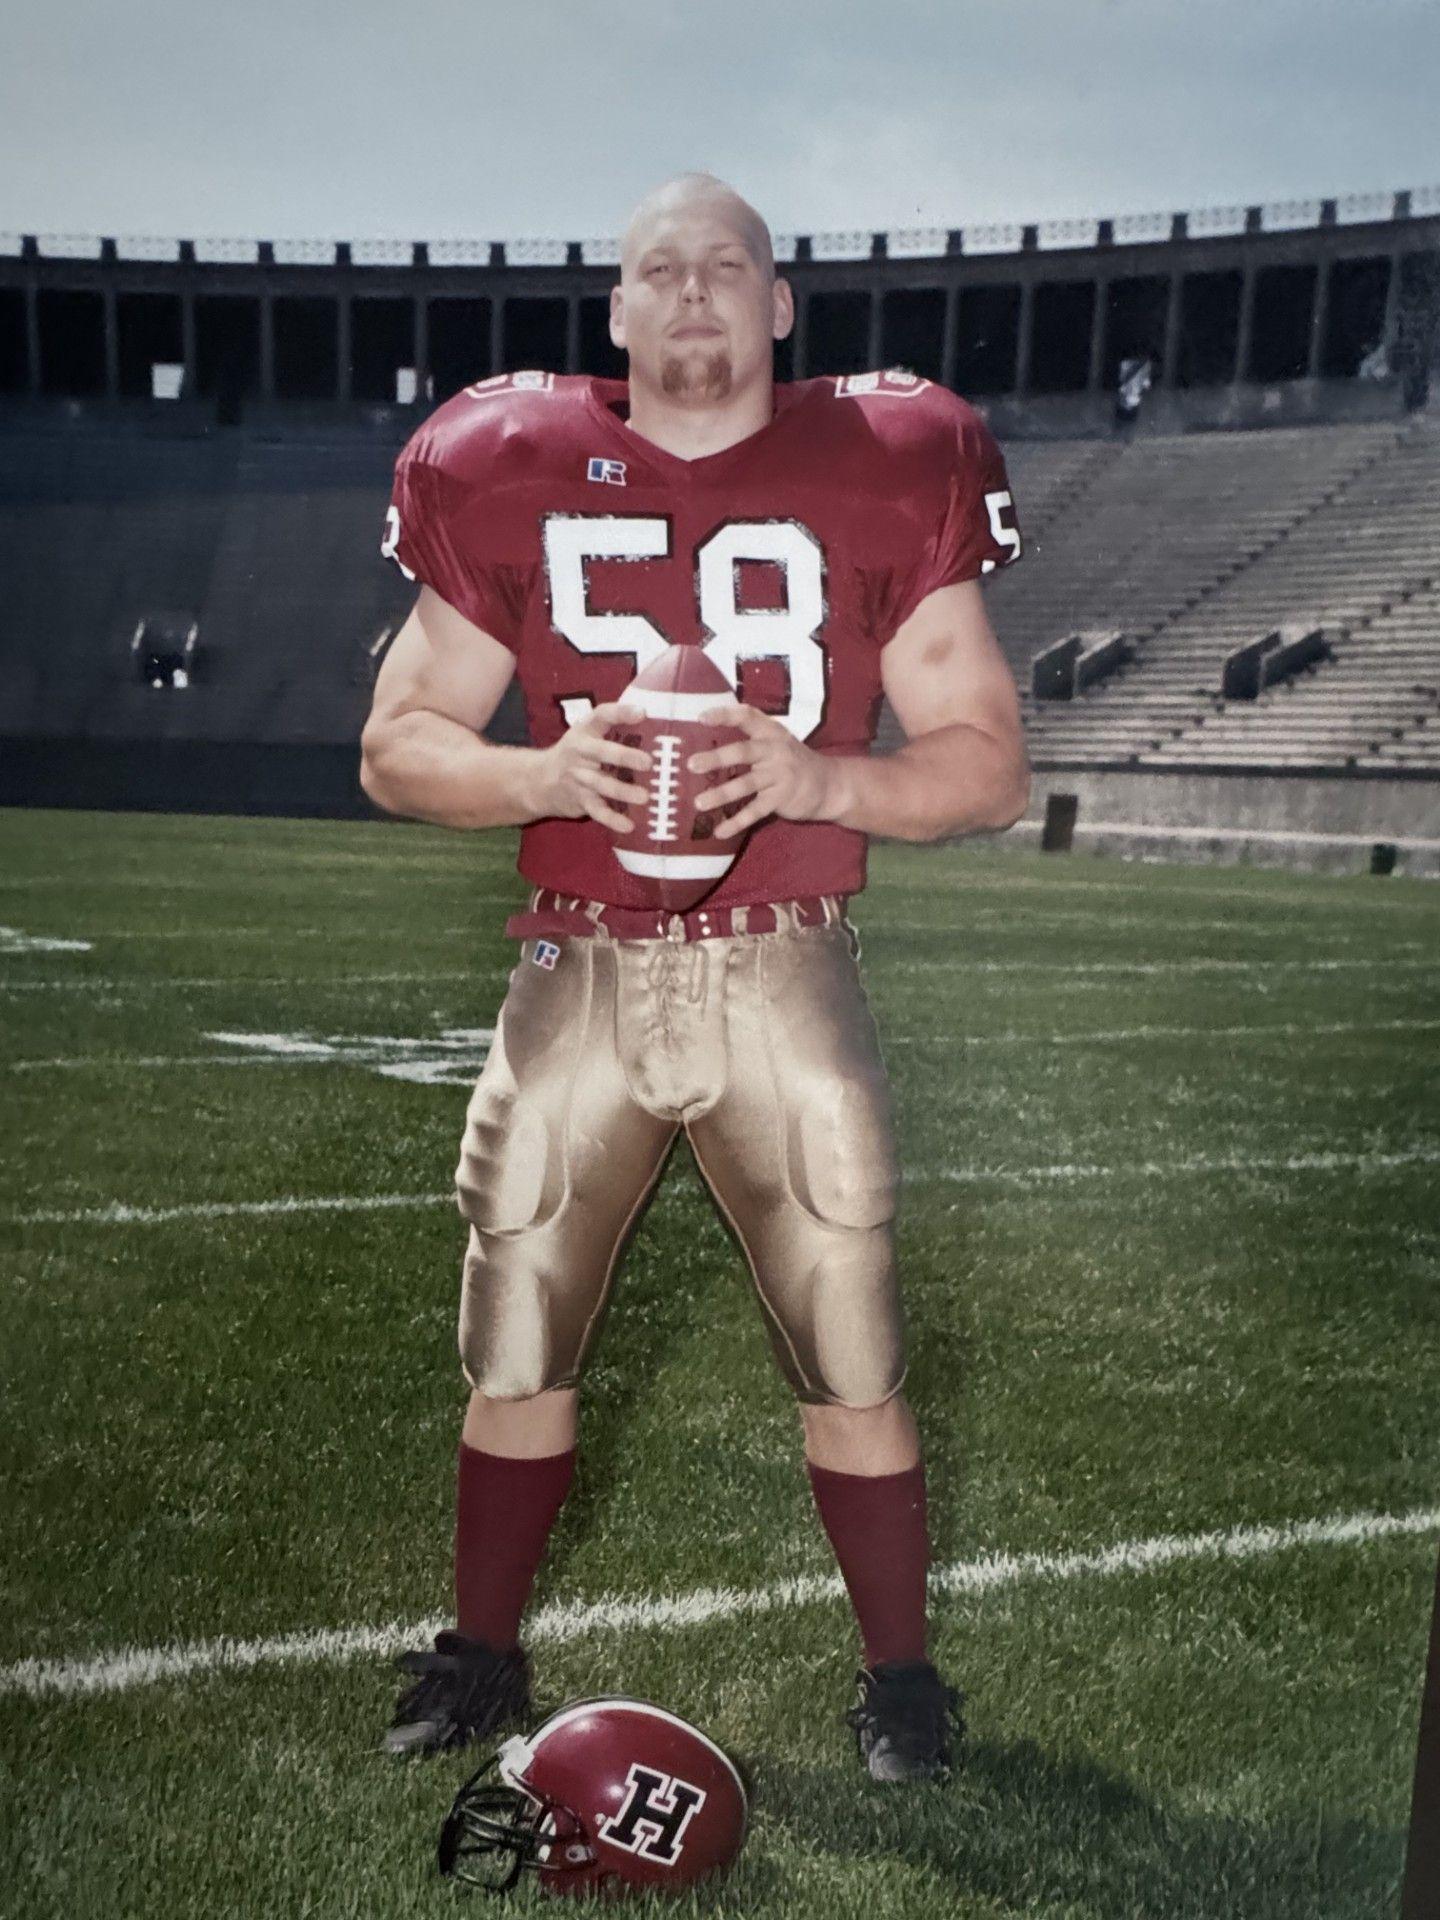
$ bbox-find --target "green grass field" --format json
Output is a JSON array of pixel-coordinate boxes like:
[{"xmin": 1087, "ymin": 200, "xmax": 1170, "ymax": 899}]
[{"xmin": 1, "ymin": 807, "xmax": 1436, "ymax": 1919}]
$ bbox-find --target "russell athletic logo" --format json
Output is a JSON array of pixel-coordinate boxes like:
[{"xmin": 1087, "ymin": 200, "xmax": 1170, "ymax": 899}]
[{"xmin": 587, "ymin": 456, "xmax": 628, "ymax": 485}]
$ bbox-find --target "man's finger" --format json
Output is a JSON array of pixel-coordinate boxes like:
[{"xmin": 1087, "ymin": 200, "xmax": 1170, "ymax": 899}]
[
  {"xmin": 695, "ymin": 772, "xmax": 758, "ymax": 811},
  {"xmin": 595, "ymin": 735, "xmax": 652, "ymax": 775},
  {"xmin": 688, "ymin": 739, "xmax": 755, "ymax": 777},
  {"xmin": 597, "ymin": 775, "xmax": 646, "ymax": 806},
  {"xmin": 579, "ymin": 765, "xmax": 645, "ymax": 807},
  {"xmin": 590, "ymin": 700, "xmax": 650, "ymax": 751},
  {"xmin": 715, "ymin": 796, "xmax": 772, "ymax": 837},
  {"xmin": 587, "ymin": 718, "xmax": 651, "ymax": 774},
  {"xmin": 587, "ymin": 797, "xmax": 638, "ymax": 834}
]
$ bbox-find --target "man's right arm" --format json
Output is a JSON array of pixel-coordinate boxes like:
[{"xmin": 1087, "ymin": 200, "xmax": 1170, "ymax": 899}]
[
  {"xmin": 360, "ymin": 585, "xmax": 539, "ymax": 829},
  {"xmin": 359, "ymin": 585, "xmax": 649, "ymax": 833}
]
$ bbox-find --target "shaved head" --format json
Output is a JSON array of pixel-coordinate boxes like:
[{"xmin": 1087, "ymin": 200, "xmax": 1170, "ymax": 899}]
[
  {"xmin": 620, "ymin": 172, "xmax": 775, "ymax": 283},
  {"xmin": 610, "ymin": 171, "xmax": 792, "ymax": 430}
]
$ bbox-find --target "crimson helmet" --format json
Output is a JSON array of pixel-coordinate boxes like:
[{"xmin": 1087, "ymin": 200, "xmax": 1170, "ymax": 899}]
[{"xmin": 437, "ymin": 1697, "xmax": 747, "ymax": 1896}]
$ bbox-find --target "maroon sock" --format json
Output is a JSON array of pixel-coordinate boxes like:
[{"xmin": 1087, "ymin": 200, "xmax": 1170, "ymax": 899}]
[
  {"xmin": 807, "ymin": 1459, "xmax": 930, "ymax": 1668},
  {"xmin": 454, "ymin": 1441, "xmax": 576, "ymax": 1651}
]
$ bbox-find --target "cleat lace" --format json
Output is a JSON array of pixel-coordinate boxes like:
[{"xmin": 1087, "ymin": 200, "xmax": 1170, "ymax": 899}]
[{"xmin": 846, "ymin": 1661, "xmax": 964, "ymax": 1773}]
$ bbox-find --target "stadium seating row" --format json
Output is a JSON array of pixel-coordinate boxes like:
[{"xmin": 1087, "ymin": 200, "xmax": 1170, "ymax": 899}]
[{"xmin": 1, "ymin": 414, "xmax": 1436, "ymax": 778}]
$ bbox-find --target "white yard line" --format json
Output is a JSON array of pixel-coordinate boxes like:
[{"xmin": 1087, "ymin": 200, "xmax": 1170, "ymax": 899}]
[
  {"xmin": 886, "ymin": 1017, "xmax": 1440, "ymax": 1048},
  {"xmin": 0, "ymin": 869, "xmax": 1432, "ymax": 909},
  {"xmin": 63, "ymin": 925, "xmax": 511, "ymax": 940},
  {"xmin": 73, "ymin": 928, "xmax": 419, "ymax": 941},
  {"xmin": 933, "ymin": 1145, "xmax": 1440, "ymax": 1186},
  {"xmin": 13, "ymin": 1192, "xmax": 453, "ymax": 1227},
  {"xmin": 8, "ymin": 1055, "xmax": 305, "ymax": 1074},
  {"xmin": 10, "ymin": 1015, "xmax": 1440, "ymax": 1076},
  {"xmin": 859, "ymin": 877, "xmax": 1439, "ymax": 909},
  {"xmin": 10, "ymin": 1143, "xmax": 1437, "ymax": 1228},
  {"xmin": 65, "ymin": 911, "xmax": 1399, "ymax": 941},
  {"xmin": 1, "ymin": 956, "xmax": 1435, "ymax": 996},
  {"xmin": 0, "ymin": 970, "xmax": 503, "ymax": 994},
  {"xmin": 886, "ymin": 956, "xmax": 1440, "ymax": 977},
  {"xmin": 2, "ymin": 1503, "xmax": 1433, "ymax": 1700},
  {"xmin": 0, "ymin": 868, "xmax": 520, "ymax": 891},
  {"xmin": 0, "ymin": 927, "xmax": 92, "ymax": 954},
  {"xmin": 872, "ymin": 916, "xmax": 1429, "ymax": 944}
]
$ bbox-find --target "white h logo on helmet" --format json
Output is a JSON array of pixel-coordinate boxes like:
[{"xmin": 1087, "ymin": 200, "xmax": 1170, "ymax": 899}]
[{"xmin": 596, "ymin": 1763, "xmax": 707, "ymax": 1865}]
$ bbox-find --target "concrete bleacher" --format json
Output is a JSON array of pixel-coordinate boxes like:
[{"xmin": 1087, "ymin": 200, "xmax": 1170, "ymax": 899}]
[
  {"xmin": 985, "ymin": 420, "xmax": 1415, "ymax": 765},
  {"xmin": 870, "ymin": 415, "xmax": 1439, "ymax": 780},
  {"xmin": 2, "ymin": 401, "xmax": 1436, "ymax": 825},
  {"xmin": 1128, "ymin": 419, "xmax": 1440, "ymax": 771},
  {"xmin": 0, "ymin": 429, "xmax": 409, "ymax": 751},
  {"xmin": 990, "ymin": 425, "xmax": 1400, "ymax": 660},
  {"xmin": 185, "ymin": 440, "xmax": 402, "ymax": 744},
  {"xmin": 0, "ymin": 434, "xmax": 240, "ymax": 736},
  {"xmin": 994, "ymin": 438, "xmax": 1122, "ymax": 543},
  {"xmin": 1348, "ymin": 581, "xmax": 1440, "ymax": 770}
]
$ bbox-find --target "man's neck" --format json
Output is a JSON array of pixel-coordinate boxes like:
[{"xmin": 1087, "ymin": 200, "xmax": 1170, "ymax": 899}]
[{"xmin": 622, "ymin": 377, "xmax": 775, "ymax": 463}]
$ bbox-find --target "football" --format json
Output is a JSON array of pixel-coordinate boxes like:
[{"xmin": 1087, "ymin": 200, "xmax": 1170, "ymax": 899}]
[{"xmin": 604, "ymin": 645, "xmax": 752, "ymax": 912}]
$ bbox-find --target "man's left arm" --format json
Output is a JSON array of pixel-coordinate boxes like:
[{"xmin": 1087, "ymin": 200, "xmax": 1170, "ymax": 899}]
[{"xmin": 691, "ymin": 578, "xmax": 1030, "ymax": 844}]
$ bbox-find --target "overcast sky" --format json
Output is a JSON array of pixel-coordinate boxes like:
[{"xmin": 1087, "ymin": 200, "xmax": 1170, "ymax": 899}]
[{"xmin": 4, "ymin": 0, "xmax": 1437, "ymax": 245}]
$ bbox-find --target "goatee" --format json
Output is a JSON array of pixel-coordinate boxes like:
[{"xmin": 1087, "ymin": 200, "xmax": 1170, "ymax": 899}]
[{"xmin": 660, "ymin": 348, "xmax": 734, "ymax": 400}]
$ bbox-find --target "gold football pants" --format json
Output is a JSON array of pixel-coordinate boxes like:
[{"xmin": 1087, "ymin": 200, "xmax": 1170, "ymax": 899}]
[{"xmin": 454, "ymin": 897, "xmax": 904, "ymax": 1408}]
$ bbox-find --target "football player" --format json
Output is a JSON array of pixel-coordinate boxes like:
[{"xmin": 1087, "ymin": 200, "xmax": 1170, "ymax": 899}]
[{"xmin": 363, "ymin": 171, "xmax": 1028, "ymax": 1784}]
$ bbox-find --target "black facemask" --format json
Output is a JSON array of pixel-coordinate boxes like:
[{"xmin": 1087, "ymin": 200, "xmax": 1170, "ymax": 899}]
[{"xmin": 437, "ymin": 1758, "xmax": 596, "ymax": 1893}]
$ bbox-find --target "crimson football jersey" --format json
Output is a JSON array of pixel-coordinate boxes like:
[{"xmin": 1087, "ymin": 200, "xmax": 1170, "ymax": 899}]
[{"xmin": 380, "ymin": 367, "xmax": 1022, "ymax": 908}]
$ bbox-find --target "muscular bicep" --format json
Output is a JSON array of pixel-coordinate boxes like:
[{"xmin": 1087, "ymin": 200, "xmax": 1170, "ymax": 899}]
[
  {"xmin": 881, "ymin": 579, "xmax": 1025, "ymax": 750},
  {"xmin": 367, "ymin": 584, "xmax": 517, "ymax": 737}
]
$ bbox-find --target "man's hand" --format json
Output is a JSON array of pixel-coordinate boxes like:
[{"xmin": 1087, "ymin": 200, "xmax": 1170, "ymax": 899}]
[
  {"xmin": 687, "ymin": 703, "xmax": 838, "ymax": 838},
  {"xmin": 528, "ymin": 703, "xmax": 652, "ymax": 833}
]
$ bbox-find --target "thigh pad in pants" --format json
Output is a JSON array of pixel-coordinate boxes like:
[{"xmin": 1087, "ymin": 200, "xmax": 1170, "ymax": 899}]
[
  {"xmin": 685, "ymin": 921, "xmax": 904, "ymax": 1408},
  {"xmin": 454, "ymin": 940, "xmax": 675, "ymax": 1400},
  {"xmin": 454, "ymin": 916, "xmax": 903, "ymax": 1408}
]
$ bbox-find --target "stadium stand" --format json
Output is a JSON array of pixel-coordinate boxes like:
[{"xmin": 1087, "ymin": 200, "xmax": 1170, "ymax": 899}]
[
  {"xmin": 0, "ymin": 423, "xmax": 415, "ymax": 811},
  {"xmin": 1141, "ymin": 420, "xmax": 1440, "ymax": 771},
  {"xmin": 0, "ymin": 431, "xmax": 237, "ymax": 736},
  {"xmin": 969, "ymin": 417, "xmax": 1440, "ymax": 773},
  {"xmin": 1, "ymin": 186, "xmax": 1436, "ymax": 863},
  {"xmin": 2, "ymin": 408, "xmax": 1436, "ymax": 850}
]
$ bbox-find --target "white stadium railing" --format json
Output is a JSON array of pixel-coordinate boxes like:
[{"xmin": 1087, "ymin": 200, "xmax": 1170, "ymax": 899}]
[{"xmin": 3, "ymin": 185, "xmax": 1435, "ymax": 268}]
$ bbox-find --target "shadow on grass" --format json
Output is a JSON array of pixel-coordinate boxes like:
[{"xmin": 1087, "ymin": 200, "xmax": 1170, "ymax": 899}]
[
  {"xmin": 535, "ymin": 1132, "xmax": 702, "ymax": 1600},
  {"xmin": 754, "ymin": 1738, "xmax": 1402, "ymax": 1920},
  {"xmin": 539, "ymin": 1140, "xmax": 989, "ymax": 1606},
  {"xmin": 890, "ymin": 1211, "xmax": 984, "ymax": 1564}
]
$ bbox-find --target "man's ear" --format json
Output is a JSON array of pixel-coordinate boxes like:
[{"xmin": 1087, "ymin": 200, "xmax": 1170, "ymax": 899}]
[
  {"xmin": 772, "ymin": 276, "xmax": 795, "ymax": 342},
  {"xmin": 609, "ymin": 284, "xmax": 626, "ymax": 350}
]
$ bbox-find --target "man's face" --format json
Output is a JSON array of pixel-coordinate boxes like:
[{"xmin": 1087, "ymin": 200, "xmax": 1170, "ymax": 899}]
[{"xmin": 612, "ymin": 201, "xmax": 789, "ymax": 402}]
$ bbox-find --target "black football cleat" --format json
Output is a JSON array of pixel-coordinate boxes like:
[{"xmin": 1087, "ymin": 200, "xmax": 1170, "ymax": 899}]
[
  {"xmin": 846, "ymin": 1659, "xmax": 964, "ymax": 1783},
  {"xmin": 383, "ymin": 1630, "xmax": 532, "ymax": 1758}
]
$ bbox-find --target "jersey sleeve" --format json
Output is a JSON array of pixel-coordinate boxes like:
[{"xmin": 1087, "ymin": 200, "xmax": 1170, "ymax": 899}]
[
  {"xmin": 380, "ymin": 449, "xmax": 524, "ymax": 653},
  {"xmin": 885, "ymin": 400, "xmax": 1023, "ymax": 639}
]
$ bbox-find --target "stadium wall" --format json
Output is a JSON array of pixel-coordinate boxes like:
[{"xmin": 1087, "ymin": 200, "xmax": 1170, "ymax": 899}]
[
  {"xmin": 1016, "ymin": 768, "xmax": 1440, "ymax": 877},
  {"xmin": 0, "ymin": 741, "xmax": 368, "ymax": 816}
]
